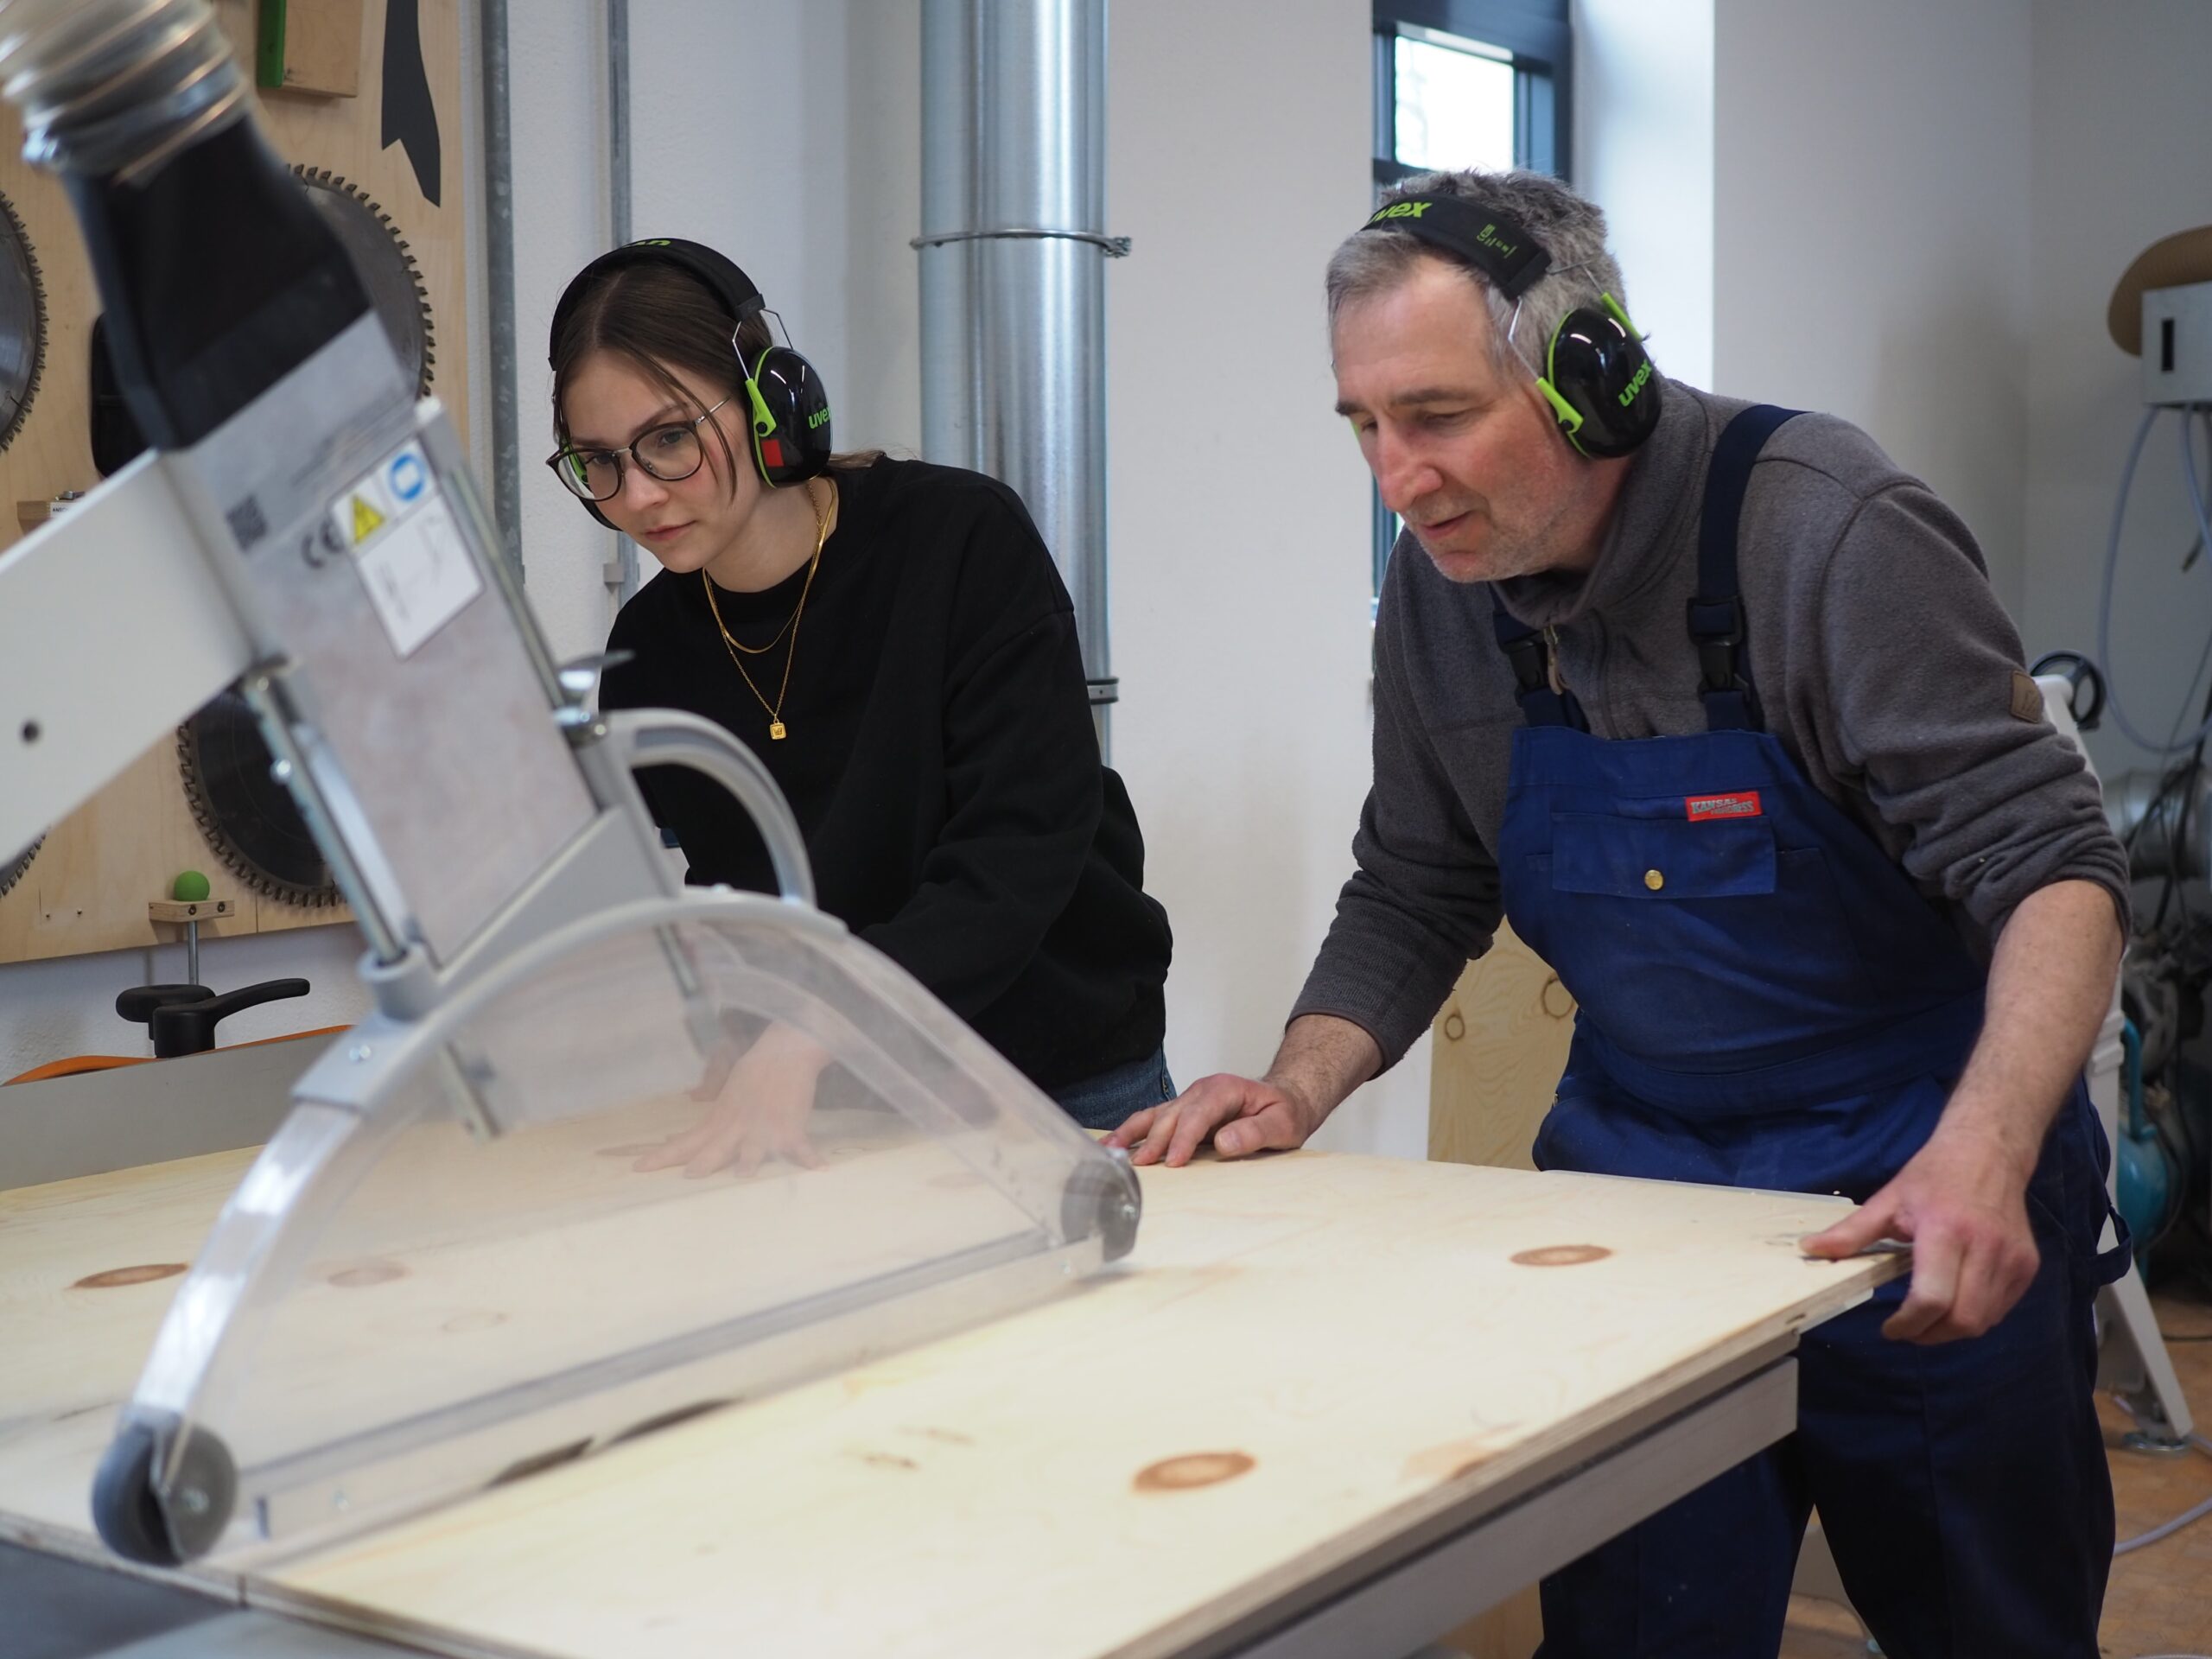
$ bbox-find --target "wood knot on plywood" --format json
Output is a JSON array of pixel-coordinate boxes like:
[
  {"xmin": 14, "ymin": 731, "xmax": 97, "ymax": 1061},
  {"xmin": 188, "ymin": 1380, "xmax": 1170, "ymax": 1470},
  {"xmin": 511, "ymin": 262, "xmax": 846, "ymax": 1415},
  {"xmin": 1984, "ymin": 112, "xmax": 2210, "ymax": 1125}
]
[
  {"xmin": 901, "ymin": 1427, "xmax": 976, "ymax": 1446},
  {"xmin": 327, "ymin": 1261, "xmax": 409, "ymax": 1288},
  {"xmin": 1134, "ymin": 1452, "xmax": 1255, "ymax": 1493},
  {"xmin": 71, "ymin": 1262, "xmax": 186, "ymax": 1290},
  {"xmin": 1402, "ymin": 1434, "xmax": 1512, "ymax": 1484},
  {"xmin": 1510, "ymin": 1244, "xmax": 1611, "ymax": 1268}
]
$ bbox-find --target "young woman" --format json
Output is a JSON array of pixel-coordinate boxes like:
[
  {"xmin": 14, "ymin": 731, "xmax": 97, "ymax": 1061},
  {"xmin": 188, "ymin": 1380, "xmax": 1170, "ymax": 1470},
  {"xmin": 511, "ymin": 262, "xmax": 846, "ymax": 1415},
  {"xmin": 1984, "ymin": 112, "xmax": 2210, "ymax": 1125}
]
[{"xmin": 546, "ymin": 238, "xmax": 1173, "ymax": 1168}]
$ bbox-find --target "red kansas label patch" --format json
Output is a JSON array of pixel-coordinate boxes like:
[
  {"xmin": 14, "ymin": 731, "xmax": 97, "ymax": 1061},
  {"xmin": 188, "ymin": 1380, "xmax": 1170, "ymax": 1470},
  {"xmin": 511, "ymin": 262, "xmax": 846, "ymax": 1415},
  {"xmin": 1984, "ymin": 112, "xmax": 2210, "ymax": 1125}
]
[{"xmin": 1685, "ymin": 791, "xmax": 1763, "ymax": 822}]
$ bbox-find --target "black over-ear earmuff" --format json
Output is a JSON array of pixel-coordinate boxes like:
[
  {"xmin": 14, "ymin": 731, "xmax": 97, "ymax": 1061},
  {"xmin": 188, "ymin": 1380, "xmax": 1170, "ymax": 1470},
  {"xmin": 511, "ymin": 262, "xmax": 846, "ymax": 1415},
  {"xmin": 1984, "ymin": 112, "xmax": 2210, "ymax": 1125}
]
[
  {"xmin": 548, "ymin": 237, "xmax": 833, "ymax": 524},
  {"xmin": 1357, "ymin": 196, "xmax": 1660, "ymax": 459}
]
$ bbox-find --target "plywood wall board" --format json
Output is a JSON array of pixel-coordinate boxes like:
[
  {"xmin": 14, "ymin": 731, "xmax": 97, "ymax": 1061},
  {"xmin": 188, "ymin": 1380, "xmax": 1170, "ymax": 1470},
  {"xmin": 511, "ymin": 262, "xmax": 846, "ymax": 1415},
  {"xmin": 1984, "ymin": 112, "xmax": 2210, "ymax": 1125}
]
[
  {"xmin": 0, "ymin": 738, "xmax": 351, "ymax": 966},
  {"xmin": 261, "ymin": 0, "xmax": 370, "ymax": 99},
  {"xmin": 0, "ymin": 1141, "xmax": 1895, "ymax": 1659},
  {"xmin": 1429, "ymin": 923, "xmax": 1578, "ymax": 1172},
  {"xmin": 0, "ymin": 0, "xmax": 466, "ymax": 970},
  {"xmin": 216, "ymin": 0, "xmax": 469, "ymax": 436}
]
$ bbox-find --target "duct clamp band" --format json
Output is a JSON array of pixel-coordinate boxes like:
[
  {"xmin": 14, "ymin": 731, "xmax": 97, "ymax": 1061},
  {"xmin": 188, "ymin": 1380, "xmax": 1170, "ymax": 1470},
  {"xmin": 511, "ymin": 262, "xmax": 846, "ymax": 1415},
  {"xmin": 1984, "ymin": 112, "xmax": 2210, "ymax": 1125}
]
[{"xmin": 910, "ymin": 227, "xmax": 1133, "ymax": 257}]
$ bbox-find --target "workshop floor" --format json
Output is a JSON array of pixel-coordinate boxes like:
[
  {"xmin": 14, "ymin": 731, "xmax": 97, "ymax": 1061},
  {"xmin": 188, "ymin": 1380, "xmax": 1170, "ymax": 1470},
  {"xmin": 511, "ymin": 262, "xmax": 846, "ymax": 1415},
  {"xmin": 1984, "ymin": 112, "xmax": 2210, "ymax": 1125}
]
[{"xmin": 1780, "ymin": 1281, "xmax": 2212, "ymax": 1659}]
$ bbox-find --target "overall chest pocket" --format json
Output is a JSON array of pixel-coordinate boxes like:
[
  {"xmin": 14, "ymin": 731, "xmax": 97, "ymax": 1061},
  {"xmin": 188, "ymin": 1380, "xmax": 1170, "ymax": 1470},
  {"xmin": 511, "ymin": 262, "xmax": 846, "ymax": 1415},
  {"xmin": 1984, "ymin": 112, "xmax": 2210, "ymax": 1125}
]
[
  {"xmin": 1549, "ymin": 813, "xmax": 1777, "ymax": 899},
  {"xmin": 1516, "ymin": 810, "xmax": 1878, "ymax": 1066}
]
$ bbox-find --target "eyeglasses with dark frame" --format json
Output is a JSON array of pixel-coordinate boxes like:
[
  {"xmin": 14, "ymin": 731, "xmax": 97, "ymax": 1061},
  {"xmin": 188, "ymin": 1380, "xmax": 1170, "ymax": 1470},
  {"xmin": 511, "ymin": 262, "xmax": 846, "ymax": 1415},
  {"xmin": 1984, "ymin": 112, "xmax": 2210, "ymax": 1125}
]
[{"xmin": 546, "ymin": 395, "xmax": 734, "ymax": 503}]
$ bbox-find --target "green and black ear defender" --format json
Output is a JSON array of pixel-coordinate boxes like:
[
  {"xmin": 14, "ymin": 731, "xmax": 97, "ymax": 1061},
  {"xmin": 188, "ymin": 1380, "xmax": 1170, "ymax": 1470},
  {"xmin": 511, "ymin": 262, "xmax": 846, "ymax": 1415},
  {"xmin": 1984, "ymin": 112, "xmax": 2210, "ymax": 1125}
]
[
  {"xmin": 1358, "ymin": 196, "xmax": 1660, "ymax": 459},
  {"xmin": 548, "ymin": 237, "xmax": 833, "ymax": 524}
]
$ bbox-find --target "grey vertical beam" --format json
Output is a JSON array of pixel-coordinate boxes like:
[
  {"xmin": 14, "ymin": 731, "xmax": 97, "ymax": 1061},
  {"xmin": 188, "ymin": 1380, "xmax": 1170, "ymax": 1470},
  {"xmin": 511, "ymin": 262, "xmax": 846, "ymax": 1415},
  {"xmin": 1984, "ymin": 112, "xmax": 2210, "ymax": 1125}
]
[
  {"xmin": 480, "ymin": 0, "xmax": 523, "ymax": 579},
  {"xmin": 604, "ymin": 0, "xmax": 641, "ymax": 601}
]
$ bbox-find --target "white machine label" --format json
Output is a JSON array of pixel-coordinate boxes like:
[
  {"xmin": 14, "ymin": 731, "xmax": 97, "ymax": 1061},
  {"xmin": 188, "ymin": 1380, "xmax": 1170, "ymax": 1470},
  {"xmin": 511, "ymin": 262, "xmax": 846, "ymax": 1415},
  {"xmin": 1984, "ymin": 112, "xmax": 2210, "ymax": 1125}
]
[{"xmin": 334, "ymin": 442, "xmax": 482, "ymax": 658}]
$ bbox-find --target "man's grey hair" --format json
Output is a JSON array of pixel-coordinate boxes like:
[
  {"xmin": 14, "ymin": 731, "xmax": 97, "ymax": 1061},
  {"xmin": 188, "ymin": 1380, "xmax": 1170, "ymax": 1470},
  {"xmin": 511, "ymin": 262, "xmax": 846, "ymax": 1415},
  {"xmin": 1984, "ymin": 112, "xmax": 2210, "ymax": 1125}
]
[{"xmin": 1326, "ymin": 168, "xmax": 1627, "ymax": 378}]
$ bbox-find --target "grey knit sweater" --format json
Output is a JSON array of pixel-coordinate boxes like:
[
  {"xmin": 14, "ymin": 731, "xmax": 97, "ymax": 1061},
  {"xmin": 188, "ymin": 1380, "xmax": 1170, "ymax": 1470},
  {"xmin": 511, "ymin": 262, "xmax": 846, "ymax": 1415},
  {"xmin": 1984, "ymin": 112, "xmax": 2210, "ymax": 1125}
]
[{"xmin": 1291, "ymin": 378, "xmax": 2131, "ymax": 1072}]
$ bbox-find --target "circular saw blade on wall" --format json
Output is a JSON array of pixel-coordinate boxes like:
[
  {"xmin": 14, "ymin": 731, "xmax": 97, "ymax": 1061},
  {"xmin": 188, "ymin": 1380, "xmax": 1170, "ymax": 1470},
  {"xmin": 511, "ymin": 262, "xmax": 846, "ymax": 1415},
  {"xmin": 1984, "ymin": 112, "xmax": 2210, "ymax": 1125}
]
[
  {"xmin": 0, "ymin": 188, "xmax": 46, "ymax": 450},
  {"xmin": 294, "ymin": 165, "xmax": 435, "ymax": 397},
  {"xmin": 1, "ymin": 834, "xmax": 41, "ymax": 899},
  {"xmin": 179, "ymin": 691, "xmax": 342, "ymax": 910}
]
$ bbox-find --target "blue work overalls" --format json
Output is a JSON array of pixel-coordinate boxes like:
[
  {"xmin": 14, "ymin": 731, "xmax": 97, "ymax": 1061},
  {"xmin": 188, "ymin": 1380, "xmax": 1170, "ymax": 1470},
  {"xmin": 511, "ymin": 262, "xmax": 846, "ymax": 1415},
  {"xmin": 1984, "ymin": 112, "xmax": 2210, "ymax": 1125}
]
[{"xmin": 1498, "ymin": 407, "xmax": 2124, "ymax": 1659}]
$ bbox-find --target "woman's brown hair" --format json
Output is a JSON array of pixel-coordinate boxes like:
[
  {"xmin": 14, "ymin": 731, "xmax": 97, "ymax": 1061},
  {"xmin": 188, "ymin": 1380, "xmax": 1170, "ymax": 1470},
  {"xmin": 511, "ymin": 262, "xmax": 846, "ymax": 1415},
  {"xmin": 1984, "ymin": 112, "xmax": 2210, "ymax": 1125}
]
[{"xmin": 550, "ymin": 261, "xmax": 876, "ymax": 489}]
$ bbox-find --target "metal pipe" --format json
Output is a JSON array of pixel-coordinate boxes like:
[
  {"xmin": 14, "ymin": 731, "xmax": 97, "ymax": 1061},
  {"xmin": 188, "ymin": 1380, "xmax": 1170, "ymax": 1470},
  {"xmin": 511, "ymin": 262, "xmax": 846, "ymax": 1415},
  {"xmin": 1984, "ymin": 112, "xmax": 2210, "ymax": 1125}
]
[
  {"xmin": 606, "ymin": 0, "xmax": 631, "ymax": 245},
  {"xmin": 604, "ymin": 0, "xmax": 640, "ymax": 601},
  {"xmin": 917, "ymin": 0, "xmax": 1120, "ymax": 756},
  {"xmin": 478, "ymin": 0, "xmax": 523, "ymax": 578},
  {"xmin": 2110, "ymin": 766, "xmax": 2212, "ymax": 882}
]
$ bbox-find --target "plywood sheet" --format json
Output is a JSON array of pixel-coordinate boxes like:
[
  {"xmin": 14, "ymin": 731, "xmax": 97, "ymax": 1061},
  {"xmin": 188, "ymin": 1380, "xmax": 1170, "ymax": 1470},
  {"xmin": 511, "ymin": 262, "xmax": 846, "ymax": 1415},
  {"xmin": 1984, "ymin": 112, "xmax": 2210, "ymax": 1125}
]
[
  {"xmin": 0, "ymin": 1140, "xmax": 1895, "ymax": 1659},
  {"xmin": 0, "ymin": 1099, "xmax": 1043, "ymax": 1551},
  {"xmin": 1427, "ymin": 924, "xmax": 1579, "ymax": 1658}
]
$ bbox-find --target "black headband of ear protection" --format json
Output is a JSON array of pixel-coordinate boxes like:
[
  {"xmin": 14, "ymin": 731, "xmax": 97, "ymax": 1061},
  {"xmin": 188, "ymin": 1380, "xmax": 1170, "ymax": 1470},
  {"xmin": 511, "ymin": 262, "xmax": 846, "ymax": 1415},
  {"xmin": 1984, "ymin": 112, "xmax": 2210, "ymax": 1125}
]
[
  {"xmin": 1360, "ymin": 196, "xmax": 1552, "ymax": 298},
  {"xmin": 546, "ymin": 238, "xmax": 766, "ymax": 366}
]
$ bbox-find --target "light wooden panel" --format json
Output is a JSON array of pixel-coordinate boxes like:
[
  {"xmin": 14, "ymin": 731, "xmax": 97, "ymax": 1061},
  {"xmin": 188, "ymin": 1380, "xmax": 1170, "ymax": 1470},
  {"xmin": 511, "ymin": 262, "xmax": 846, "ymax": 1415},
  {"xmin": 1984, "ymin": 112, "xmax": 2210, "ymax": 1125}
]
[
  {"xmin": 0, "ymin": 1144, "xmax": 1896, "ymax": 1659},
  {"xmin": 1427, "ymin": 923, "xmax": 1579, "ymax": 1659},
  {"xmin": 259, "ymin": 0, "xmax": 372, "ymax": 99},
  {"xmin": 0, "ymin": 0, "xmax": 465, "ymax": 968},
  {"xmin": 0, "ymin": 743, "xmax": 347, "ymax": 966},
  {"xmin": 214, "ymin": 0, "xmax": 469, "ymax": 439},
  {"xmin": 1429, "ymin": 921, "xmax": 1578, "ymax": 1172},
  {"xmin": 0, "ymin": 1097, "xmax": 1055, "ymax": 1554}
]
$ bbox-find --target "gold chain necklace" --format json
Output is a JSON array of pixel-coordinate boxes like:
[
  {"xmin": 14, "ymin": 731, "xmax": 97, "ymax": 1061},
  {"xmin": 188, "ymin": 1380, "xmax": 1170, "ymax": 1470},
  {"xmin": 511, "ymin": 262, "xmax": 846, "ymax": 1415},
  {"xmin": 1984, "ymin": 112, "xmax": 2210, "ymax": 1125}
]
[{"xmin": 701, "ymin": 482, "xmax": 830, "ymax": 741}]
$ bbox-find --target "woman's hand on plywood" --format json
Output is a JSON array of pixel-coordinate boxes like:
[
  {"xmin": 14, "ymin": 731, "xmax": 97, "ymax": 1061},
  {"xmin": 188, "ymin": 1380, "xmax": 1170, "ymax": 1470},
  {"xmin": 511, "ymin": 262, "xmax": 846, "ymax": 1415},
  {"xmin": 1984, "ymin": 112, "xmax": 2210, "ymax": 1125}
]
[{"xmin": 633, "ymin": 1024, "xmax": 835, "ymax": 1179}]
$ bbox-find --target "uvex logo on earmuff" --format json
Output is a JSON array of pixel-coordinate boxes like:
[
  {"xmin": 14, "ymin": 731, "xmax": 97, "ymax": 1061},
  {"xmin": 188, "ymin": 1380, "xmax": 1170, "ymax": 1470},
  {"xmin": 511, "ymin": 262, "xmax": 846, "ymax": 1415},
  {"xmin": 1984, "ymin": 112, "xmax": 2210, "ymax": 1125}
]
[
  {"xmin": 807, "ymin": 407, "xmax": 830, "ymax": 430},
  {"xmin": 1618, "ymin": 360, "xmax": 1653, "ymax": 407}
]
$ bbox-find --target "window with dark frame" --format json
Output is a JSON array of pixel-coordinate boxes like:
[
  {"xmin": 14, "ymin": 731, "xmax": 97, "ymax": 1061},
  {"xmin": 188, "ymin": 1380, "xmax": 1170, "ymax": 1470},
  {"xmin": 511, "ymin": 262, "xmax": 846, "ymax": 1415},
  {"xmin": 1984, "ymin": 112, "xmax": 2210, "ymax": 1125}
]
[{"xmin": 1369, "ymin": 0, "xmax": 1573, "ymax": 602}]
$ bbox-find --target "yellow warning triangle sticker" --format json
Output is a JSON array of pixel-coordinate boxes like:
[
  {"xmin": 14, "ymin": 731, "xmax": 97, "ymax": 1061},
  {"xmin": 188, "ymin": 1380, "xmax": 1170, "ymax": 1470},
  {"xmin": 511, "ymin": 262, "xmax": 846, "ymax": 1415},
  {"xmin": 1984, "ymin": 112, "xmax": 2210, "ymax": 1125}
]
[{"xmin": 350, "ymin": 493, "xmax": 385, "ymax": 544}]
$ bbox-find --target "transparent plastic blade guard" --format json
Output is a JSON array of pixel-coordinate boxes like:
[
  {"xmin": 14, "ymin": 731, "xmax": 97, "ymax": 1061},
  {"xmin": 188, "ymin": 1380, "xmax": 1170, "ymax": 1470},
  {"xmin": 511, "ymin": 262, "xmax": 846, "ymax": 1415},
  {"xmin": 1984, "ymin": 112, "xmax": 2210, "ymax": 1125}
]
[{"xmin": 96, "ymin": 894, "xmax": 1143, "ymax": 1563}]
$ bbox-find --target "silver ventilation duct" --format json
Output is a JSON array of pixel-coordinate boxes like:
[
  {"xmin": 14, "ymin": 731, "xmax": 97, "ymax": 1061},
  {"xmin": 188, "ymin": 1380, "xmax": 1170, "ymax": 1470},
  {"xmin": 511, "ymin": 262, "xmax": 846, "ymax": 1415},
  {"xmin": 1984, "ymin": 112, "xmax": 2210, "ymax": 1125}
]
[
  {"xmin": 2110, "ymin": 766, "xmax": 2212, "ymax": 882},
  {"xmin": 916, "ymin": 0, "xmax": 1124, "ymax": 753}
]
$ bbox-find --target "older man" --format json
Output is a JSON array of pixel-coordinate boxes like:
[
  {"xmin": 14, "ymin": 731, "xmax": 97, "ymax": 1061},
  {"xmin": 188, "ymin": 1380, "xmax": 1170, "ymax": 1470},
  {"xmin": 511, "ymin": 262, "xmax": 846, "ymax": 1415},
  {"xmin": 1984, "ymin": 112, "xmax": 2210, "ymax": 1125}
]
[{"xmin": 1112, "ymin": 168, "xmax": 2130, "ymax": 1656}]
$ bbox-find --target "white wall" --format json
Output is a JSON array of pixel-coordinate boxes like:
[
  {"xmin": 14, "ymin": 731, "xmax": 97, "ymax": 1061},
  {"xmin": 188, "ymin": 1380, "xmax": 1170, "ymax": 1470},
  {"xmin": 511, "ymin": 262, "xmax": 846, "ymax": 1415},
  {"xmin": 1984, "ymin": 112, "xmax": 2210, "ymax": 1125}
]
[
  {"xmin": 501, "ymin": 0, "xmax": 616, "ymax": 662},
  {"xmin": 2022, "ymin": 0, "xmax": 2212, "ymax": 780},
  {"xmin": 1711, "ymin": 0, "xmax": 2035, "ymax": 619},
  {"xmin": 1574, "ymin": 0, "xmax": 1715, "ymax": 391},
  {"xmin": 1106, "ymin": 1, "xmax": 1429, "ymax": 1156}
]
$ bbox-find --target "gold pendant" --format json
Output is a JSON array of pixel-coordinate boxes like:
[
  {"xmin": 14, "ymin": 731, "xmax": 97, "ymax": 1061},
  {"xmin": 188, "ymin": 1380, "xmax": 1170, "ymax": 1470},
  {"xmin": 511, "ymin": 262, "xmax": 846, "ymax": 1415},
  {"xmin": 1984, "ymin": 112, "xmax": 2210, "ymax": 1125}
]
[{"xmin": 768, "ymin": 720, "xmax": 787, "ymax": 741}]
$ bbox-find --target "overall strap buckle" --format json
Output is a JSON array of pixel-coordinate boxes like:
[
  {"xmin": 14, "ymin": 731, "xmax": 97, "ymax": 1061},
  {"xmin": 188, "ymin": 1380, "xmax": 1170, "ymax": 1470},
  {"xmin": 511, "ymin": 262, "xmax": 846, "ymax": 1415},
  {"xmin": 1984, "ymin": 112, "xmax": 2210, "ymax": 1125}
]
[
  {"xmin": 1690, "ymin": 404, "xmax": 1802, "ymax": 733},
  {"xmin": 1686, "ymin": 592, "xmax": 1757, "ymax": 730},
  {"xmin": 1491, "ymin": 599, "xmax": 1588, "ymax": 731}
]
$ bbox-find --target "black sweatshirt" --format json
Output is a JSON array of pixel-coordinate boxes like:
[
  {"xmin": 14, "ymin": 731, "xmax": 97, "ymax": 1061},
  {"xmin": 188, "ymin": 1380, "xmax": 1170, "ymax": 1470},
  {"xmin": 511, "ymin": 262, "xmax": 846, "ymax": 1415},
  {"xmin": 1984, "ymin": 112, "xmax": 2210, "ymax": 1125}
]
[{"xmin": 600, "ymin": 457, "xmax": 1171, "ymax": 1091}]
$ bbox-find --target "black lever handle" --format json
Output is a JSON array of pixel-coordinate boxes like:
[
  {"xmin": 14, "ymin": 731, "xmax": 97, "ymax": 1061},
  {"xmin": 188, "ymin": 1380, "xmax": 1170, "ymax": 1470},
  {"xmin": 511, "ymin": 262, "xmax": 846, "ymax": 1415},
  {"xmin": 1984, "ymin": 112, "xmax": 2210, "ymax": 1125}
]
[
  {"xmin": 124, "ymin": 977, "xmax": 313, "ymax": 1059},
  {"xmin": 116, "ymin": 984, "xmax": 213, "ymax": 1026}
]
